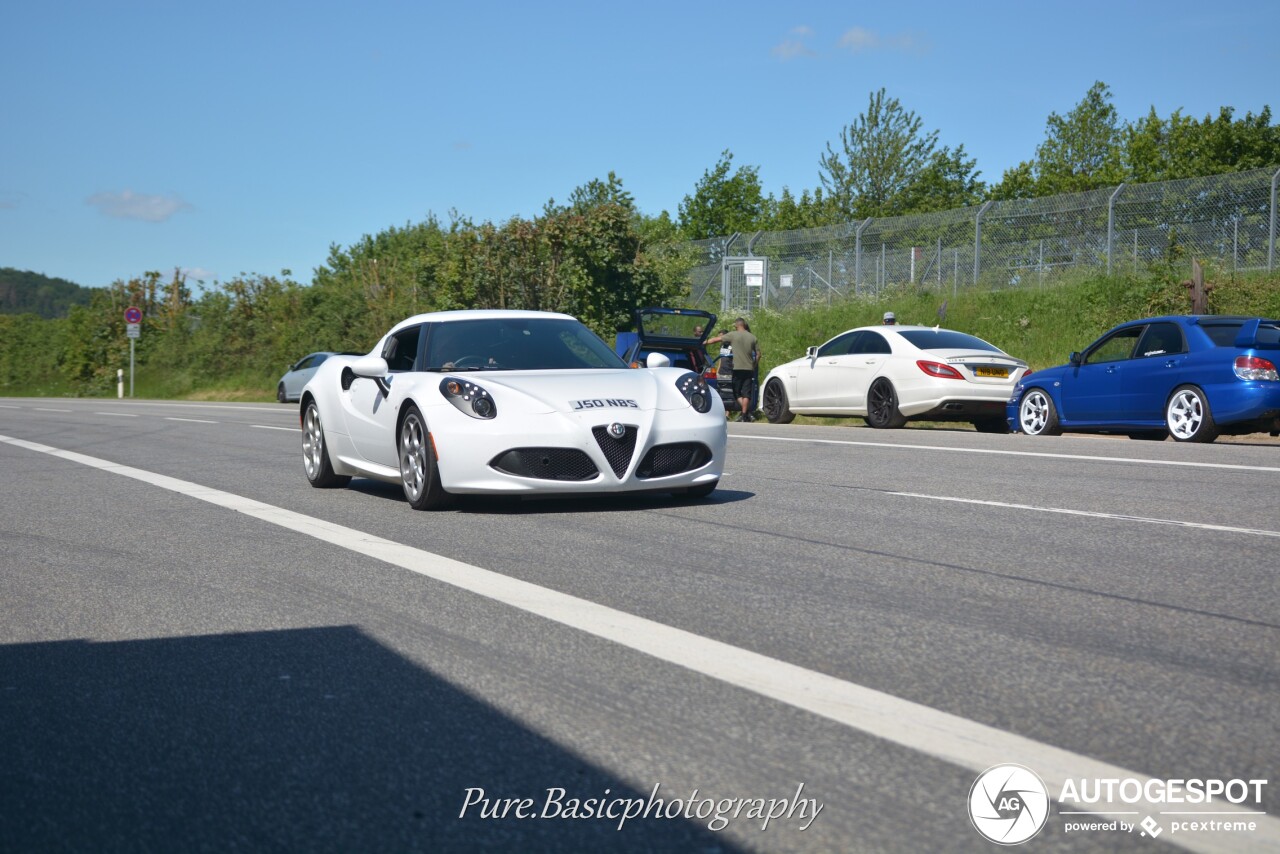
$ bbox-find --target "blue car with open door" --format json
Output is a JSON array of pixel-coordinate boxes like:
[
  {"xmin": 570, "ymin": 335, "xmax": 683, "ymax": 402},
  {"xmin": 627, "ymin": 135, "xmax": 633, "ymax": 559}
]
[{"xmin": 1008, "ymin": 315, "xmax": 1280, "ymax": 442}]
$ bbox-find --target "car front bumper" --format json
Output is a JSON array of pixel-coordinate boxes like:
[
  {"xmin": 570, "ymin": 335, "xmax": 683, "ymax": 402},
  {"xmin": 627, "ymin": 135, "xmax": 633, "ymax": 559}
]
[{"xmin": 430, "ymin": 403, "xmax": 727, "ymax": 494}]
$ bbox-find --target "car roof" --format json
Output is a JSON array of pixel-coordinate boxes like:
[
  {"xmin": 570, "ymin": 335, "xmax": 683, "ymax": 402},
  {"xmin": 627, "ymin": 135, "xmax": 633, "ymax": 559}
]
[
  {"xmin": 1112, "ymin": 315, "xmax": 1278, "ymax": 326},
  {"xmin": 386, "ymin": 309, "xmax": 578, "ymax": 335}
]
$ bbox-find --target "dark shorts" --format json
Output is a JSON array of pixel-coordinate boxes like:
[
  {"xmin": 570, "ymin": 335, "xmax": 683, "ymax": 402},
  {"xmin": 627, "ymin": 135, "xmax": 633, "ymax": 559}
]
[{"xmin": 731, "ymin": 370, "xmax": 756, "ymax": 400}]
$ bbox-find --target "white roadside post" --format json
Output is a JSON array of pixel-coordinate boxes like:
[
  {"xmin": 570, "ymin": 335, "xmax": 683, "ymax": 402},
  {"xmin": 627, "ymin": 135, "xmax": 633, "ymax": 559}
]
[{"xmin": 117, "ymin": 369, "xmax": 123, "ymax": 399}]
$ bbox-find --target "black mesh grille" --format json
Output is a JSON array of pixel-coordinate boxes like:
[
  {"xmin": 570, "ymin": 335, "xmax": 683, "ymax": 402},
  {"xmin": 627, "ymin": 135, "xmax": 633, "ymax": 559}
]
[
  {"xmin": 636, "ymin": 443, "xmax": 712, "ymax": 479},
  {"xmin": 591, "ymin": 425, "xmax": 637, "ymax": 479},
  {"xmin": 490, "ymin": 448, "xmax": 599, "ymax": 481}
]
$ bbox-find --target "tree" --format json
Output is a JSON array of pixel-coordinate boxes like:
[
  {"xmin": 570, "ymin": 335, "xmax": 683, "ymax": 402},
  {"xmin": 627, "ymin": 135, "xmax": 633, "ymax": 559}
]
[
  {"xmin": 1123, "ymin": 107, "xmax": 1200, "ymax": 183},
  {"xmin": 993, "ymin": 81, "xmax": 1125, "ymax": 198},
  {"xmin": 819, "ymin": 88, "xmax": 939, "ymax": 219},
  {"xmin": 563, "ymin": 171, "xmax": 635, "ymax": 213},
  {"xmin": 764, "ymin": 187, "xmax": 839, "ymax": 231},
  {"xmin": 677, "ymin": 150, "xmax": 766, "ymax": 240},
  {"xmin": 895, "ymin": 144, "xmax": 986, "ymax": 213},
  {"xmin": 1190, "ymin": 105, "xmax": 1280, "ymax": 175}
]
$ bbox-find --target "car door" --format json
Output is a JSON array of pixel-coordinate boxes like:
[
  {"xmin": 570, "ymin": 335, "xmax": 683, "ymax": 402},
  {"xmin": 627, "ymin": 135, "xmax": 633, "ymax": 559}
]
[
  {"xmin": 1123, "ymin": 321, "xmax": 1188, "ymax": 421},
  {"xmin": 1058, "ymin": 326, "xmax": 1143, "ymax": 422},
  {"xmin": 844, "ymin": 331, "xmax": 892, "ymax": 411},
  {"xmin": 794, "ymin": 331, "xmax": 861, "ymax": 408},
  {"xmin": 344, "ymin": 324, "xmax": 424, "ymax": 468}
]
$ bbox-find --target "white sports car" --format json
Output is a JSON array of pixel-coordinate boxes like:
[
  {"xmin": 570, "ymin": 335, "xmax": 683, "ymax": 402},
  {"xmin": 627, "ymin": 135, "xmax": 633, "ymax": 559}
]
[
  {"xmin": 761, "ymin": 325, "xmax": 1028, "ymax": 432},
  {"xmin": 299, "ymin": 310, "xmax": 726, "ymax": 509}
]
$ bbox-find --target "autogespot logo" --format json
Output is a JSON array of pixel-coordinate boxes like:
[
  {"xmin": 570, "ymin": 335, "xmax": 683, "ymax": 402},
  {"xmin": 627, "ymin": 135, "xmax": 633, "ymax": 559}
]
[{"xmin": 969, "ymin": 764, "xmax": 1050, "ymax": 845}]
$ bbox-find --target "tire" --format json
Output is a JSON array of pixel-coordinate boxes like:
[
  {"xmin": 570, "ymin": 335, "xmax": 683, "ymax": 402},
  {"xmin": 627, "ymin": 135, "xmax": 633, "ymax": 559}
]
[
  {"xmin": 277, "ymin": 384, "xmax": 288, "ymax": 403},
  {"xmin": 301, "ymin": 401, "xmax": 351, "ymax": 488},
  {"xmin": 681, "ymin": 479, "xmax": 718, "ymax": 499},
  {"xmin": 1018, "ymin": 388, "xmax": 1062, "ymax": 436},
  {"xmin": 762, "ymin": 379, "xmax": 795, "ymax": 424},
  {"xmin": 399, "ymin": 405, "xmax": 451, "ymax": 509},
  {"xmin": 972, "ymin": 418, "xmax": 1008, "ymax": 434},
  {"xmin": 1166, "ymin": 385, "xmax": 1218, "ymax": 443},
  {"xmin": 865, "ymin": 379, "xmax": 907, "ymax": 429}
]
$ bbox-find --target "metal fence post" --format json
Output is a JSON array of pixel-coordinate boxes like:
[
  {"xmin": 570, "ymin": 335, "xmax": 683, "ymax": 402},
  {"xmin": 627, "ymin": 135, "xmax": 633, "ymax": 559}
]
[
  {"xmin": 854, "ymin": 219, "xmax": 871, "ymax": 294},
  {"xmin": 973, "ymin": 201, "xmax": 993, "ymax": 286},
  {"xmin": 1270, "ymin": 168, "xmax": 1279, "ymax": 271},
  {"xmin": 1233, "ymin": 218, "xmax": 1239, "ymax": 273},
  {"xmin": 937, "ymin": 236, "xmax": 942, "ymax": 288},
  {"xmin": 1106, "ymin": 183, "xmax": 1125, "ymax": 274}
]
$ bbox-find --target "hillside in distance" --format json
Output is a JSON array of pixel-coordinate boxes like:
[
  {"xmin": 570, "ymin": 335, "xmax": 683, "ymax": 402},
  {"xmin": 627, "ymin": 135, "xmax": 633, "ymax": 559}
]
[{"xmin": 0, "ymin": 268, "xmax": 96, "ymax": 318}]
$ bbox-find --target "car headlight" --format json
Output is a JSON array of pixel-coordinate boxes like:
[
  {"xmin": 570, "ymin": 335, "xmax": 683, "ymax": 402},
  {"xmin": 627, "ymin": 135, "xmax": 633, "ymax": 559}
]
[
  {"xmin": 440, "ymin": 376, "xmax": 497, "ymax": 419},
  {"xmin": 676, "ymin": 372, "xmax": 712, "ymax": 413}
]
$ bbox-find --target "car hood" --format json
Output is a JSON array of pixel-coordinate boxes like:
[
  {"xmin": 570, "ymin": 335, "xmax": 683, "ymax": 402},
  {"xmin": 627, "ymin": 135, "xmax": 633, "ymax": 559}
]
[{"xmin": 447, "ymin": 368, "xmax": 699, "ymax": 414}]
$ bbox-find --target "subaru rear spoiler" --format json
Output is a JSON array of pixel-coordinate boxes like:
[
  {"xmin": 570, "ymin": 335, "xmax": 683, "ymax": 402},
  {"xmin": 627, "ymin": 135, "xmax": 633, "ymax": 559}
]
[{"xmin": 1232, "ymin": 318, "xmax": 1280, "ymax": 349}]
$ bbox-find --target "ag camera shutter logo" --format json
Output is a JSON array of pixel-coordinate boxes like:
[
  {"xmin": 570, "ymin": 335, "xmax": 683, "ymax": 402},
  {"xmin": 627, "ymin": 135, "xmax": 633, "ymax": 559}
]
[{"xmin": 968, "ymin": 764, "xmax": 1050, "ymax": 845}]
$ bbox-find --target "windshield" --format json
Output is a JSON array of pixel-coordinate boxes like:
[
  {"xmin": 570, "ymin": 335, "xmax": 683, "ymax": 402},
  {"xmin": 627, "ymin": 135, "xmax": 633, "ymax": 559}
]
[
  {"xmin": 423, "ymin": 317, "xmax": 628, "ymax": 371},
  {"xmin": 897, "ymin": 329, "xmax": 1004, "ymax": 354}
]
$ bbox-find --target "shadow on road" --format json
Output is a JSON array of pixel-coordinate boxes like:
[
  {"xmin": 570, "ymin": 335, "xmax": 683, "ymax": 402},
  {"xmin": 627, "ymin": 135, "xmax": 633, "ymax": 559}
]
[
  {"xmin": 0, "ymin": 626, "xmax": 740, "ymax": 852},
  {"xmin": 346, "ymin": 478, "xmax": 754, "ymax": 515}
]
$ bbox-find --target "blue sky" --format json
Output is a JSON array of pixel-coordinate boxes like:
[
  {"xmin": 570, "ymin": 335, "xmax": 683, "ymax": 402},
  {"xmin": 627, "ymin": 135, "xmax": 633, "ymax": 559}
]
[{"xmin": 3, "ymin": 0, "xmax": 1278, "ymax": 289}]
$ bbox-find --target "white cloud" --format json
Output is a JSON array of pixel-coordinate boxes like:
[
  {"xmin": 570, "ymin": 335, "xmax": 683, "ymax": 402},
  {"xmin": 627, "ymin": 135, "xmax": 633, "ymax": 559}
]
[
  {"xmin": 839, "ymin": 26, "xmax": 928, "ymax": 55},
  {"xmin": 86, "ymin": 190, "xmax": 192, "ymax": 222},
  {"xmin": 839, "ymin": 27, "xmax": 879, "ymax": 52},
  {"xmin": 772, "ymin": 25, "xmax": 817, "ymax": 60},
  {"xmin": 180, "ymin": 267, "xmax": 217, "ymax": 282}
]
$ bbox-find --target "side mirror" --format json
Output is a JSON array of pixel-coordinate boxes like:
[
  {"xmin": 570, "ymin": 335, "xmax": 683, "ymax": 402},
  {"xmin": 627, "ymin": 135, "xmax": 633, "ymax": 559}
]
[
  {"xmin": 806, "ymin": 346, "xmax": 818, "ymax": 359},
  {"xmin": 351, "ymin": 355, "xmax": 389, "ymax": 379},
  {"xmin": 1068, "ymin": 351, "xmax": 1082, "ymax": 366}
]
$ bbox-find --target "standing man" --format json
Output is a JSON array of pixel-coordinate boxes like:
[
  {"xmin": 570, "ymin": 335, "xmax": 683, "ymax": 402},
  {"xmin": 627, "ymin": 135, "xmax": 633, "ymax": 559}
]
[
  {"xmin": 706, "ymin": 318, "xmax": 761, "ymax": 422},
  {"xmin": 883, "ymin": 311, "xmax": 897, "ymax": 325}
]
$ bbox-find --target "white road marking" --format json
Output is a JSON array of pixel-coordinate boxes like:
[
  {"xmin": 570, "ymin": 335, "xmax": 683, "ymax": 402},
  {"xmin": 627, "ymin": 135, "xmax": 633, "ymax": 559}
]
[
  {"xmin": 889, "ymin": 490, "xmax": 1280, "ymax": 539},
  {"xmin": 734, "ymin": 433, "xmax": 1280, "ymax": 473},
  {"xmin": 34, "ymin": 408, "xmax": 72, "ymax": 412},
  {"xmin": 95, "ymin": 412, "xmax": 139, "ymax": 418},
  {"xmin": 0, "ymin": 432, "xmax": 1274, "ymax": 854},
  {"xmin": 164, "ymin": 417, "xmax": 218, "ymax": 424},
  {"xmin": 0, "ymin": 405, "xmax": 21, "ymax": 409},
  {"xmin": 11, "ymin": 400, "xmax": 286, "ymax": 413},
  {"xmin": 252, "ymin": 424, "xmax": 297, "ymax": 432}
]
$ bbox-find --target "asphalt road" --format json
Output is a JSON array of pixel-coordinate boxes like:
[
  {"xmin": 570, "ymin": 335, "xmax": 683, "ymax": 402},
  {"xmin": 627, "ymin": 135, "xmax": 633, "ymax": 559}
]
[{"xmin": 0, "ymin": 398, "xmax": 1276, "ymax": 853}]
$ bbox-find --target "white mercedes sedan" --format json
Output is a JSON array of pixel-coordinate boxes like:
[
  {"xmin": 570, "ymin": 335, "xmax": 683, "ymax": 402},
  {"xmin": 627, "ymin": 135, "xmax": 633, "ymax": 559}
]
[
  {"xmin": 299, "ymin": 310, "xmax": 726, "ymax": 509},
  {"xmin": 760, "ymin": 325, "xmax": 1027, "ymax": 432}
]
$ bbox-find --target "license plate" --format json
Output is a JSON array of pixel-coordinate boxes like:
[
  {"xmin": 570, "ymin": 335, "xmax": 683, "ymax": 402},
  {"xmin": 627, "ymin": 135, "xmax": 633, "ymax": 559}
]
[{"xmin": 974, "ymin": 366, "xmax": 1008, "ymax": 378}]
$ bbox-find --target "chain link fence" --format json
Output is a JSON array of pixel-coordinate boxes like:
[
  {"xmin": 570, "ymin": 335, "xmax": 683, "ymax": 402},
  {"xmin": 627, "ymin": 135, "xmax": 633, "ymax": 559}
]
[{"xmin": 687, "ymin": 166, "xmax": 1280, "ymax": 314}]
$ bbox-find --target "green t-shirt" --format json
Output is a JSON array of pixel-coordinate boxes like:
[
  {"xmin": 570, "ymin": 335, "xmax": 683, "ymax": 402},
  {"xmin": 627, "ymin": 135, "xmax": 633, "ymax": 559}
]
[{"xmin": 722, "ymin": 330, "xmax": 759, "ymax": 371}]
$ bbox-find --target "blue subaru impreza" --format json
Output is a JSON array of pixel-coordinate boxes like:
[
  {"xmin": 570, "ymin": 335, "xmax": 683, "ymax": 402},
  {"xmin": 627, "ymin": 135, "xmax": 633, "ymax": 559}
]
[{"xmin": 1007, "ymin": 316, "xmax": 1280, "ymax": 442}]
